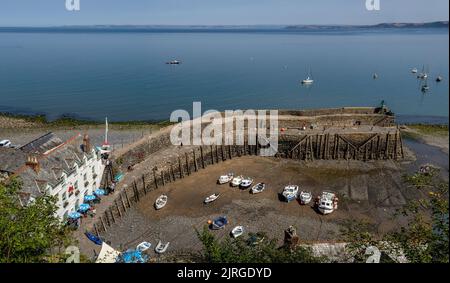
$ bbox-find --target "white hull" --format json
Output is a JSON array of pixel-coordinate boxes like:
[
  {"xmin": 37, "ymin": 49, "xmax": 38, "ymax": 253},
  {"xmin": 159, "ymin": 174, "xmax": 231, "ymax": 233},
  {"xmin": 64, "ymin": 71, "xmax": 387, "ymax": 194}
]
[
  {"xmin": 231, "ymin": 226, "xmax": 244, "ymax": 238},
  {"xmin": 204, "ymin": 194, "xmax": 220, "ymax": 204},
  {"xmin": 155, "ymin": 195, "xmax": 168, "ymax": 210},
  {"xmin": 318, "ymin": 207, "xmax": 334, "ymax": 215},
  {"xmin": 155, "ymin": 241, "xmax": 170, "ymax": 254}
]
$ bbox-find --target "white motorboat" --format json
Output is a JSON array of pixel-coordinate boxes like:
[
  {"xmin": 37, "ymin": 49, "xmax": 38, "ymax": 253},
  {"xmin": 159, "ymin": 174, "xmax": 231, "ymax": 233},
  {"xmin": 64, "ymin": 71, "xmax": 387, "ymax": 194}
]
[
  {"xmin": 316, "ymin": 191, "xmax": 338, "ymax": 215},
  {"xmin": 218, "ymin": 173, "xmax": 234, "ymax": 184},
  {"xmin": 299, "ymin": 191, "xmax": 312, "ymax": 205},
  {"xmin": 204, "ymin": 193, "xmax": 220, "ymax": 204},
  {"xmin": 411, "ymin": 68, "xmax": 418, "ymax": 74},
  {"xmin": 231, "ymin": 226, "xmax": 245, "ymax": 238},
  {"xmin": 301, "ymin": 76, "xmax": 314, "ymax": 85},
  {"xmin": 251, "ymin": 183, "xmax": 266, "ymax": 194},
  {"xmin": 231, "ymin": 175, "xmax": 243, "ymax": 187},
  {"xmin": 166, "ymin": 60, "xmax": 181, "ymax": 65},
  {"xmin": 154, "ymin": 194, "xmax": 168, "ymax": 210},
  {"xmin": 282, "ymin": 185, "xmax": 299, "ymax": 202},
  {"xmin": 136, "ymin": 241, "xmax": 151, "ymax": 252},
  {"xmin": 155, "ymin": 241, "xmax": 170, "ymax": 254},
  {"xmin": 240, "ymin": 177, "xmax": 253, "ymax": 189}
]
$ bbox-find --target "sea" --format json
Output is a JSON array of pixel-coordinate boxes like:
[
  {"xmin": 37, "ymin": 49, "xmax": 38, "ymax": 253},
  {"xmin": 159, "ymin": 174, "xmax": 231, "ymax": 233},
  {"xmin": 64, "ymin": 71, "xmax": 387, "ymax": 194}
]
[{"xmin": 0, "ymin": 27, "xmax": 448, "ymax": 123}]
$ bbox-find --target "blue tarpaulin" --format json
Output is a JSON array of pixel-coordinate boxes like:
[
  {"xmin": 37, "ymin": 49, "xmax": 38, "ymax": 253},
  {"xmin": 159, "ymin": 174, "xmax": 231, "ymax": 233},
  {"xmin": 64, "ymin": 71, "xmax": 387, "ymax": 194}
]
[
  {"xmin": 84, "ymin": 195, "xmax": 96, "ymax": 202},
  {"xmin": 119, "ymin": 249, "xmax": 148, "ymax": 263},
  {"xmin": 68, "ymin": 212, "xmax": 81, "ymax": 219},
  {"xmin": 94, "ymin": 189, "xmax": 106, "ymax": 196},
  {"xmin": 114, "ymin": 173, "xmax": 124, "ymax": 182},
  {"xmin": 78, "ymin": 203, "xmax": 91, "ymax": 212},
  {"xmin": 211, "ymin": 216, "xmax": 228, "ymax": 229},
  {"xmin": 85, "ymin": 232, "xmax": 103, "ymax": 245}
]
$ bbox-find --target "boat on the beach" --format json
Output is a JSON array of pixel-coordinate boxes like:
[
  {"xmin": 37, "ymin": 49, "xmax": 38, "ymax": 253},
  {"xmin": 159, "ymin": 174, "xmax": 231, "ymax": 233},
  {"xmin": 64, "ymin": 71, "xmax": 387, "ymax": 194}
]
[
  {"xmin": 154, "ymin": 194, "xmax": 168, "ymax": 210},
  {"xmin": 136, "ymin": 241, "xmax": 152, "ymax": 252},
  {"xmin": 315, "ymin": 191, "xmax": 338, "ymax": 215},
  {"xmin": 240, "ymin": 177, "xmax": 253, "ymax": 189},
  {"xmin": 210, "ymin": 216, "xmax": 228, "ymax": 230},
  {"xmin": 231, "ymin": 226, "xmax": 245, "ymax": 238},
  {"xmin": 204, "ymin": 193, "xmax": 220, "ymax": 204},
  {"xmin": 282, "ymin": 185, "xmax": 299, "ymax": 202},
  {"xmin": 299, "ymin": 191, "xmax": 313, "ymax": 205},
  {"xmin": 231, "ymin": 175, "xmax": 243, "ymax": 187},
  {"xmin": 166, "ymin": 60, "xmax": 181, "ymax": 65},
  {"xmin": 155, "ymin": 241, "xmax": 170, "ymax": 254},
  {"xmin": 218, "ymin": 173, "xmax": 234, "ymax": 184},
  {"xmin": 251, "ymin": 183, "xmax": 265, "ymax": 194},
  {"xmin": 247, "ymin": 233, "xmax": 265, "ymax": 246}
]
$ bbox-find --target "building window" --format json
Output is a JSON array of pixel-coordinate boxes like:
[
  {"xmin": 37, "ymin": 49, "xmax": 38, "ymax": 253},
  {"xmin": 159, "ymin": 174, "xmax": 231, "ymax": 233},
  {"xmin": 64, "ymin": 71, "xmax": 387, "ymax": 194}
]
[
  {"xmin": 61, "ymin": 192, "xmax": 67, "ymax": 202},
  {"xmin": 83, "ymin": 173, "xmax": 87, "ymax": 181},
  {"xmin": 74, "ymin": 181, "xmax": 78, "ymax": 190}
]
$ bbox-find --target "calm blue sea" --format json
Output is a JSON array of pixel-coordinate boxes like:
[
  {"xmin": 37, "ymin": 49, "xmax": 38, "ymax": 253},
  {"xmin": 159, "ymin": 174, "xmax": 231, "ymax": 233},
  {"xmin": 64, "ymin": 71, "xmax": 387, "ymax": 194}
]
[{"xmin": 0, "ymin": 28, "xmax": 448, "ymax": 121}]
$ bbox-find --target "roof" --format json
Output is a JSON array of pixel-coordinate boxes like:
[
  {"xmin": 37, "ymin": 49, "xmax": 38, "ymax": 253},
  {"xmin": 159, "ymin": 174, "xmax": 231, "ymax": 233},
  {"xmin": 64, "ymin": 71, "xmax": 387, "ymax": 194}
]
[
  {"xmin": 0, "ymin": 147, "xmax": 27, "ymax": 173},
  {"xmin": 19, "ymin": 132, "xmax": 63, "ymax": 154}
]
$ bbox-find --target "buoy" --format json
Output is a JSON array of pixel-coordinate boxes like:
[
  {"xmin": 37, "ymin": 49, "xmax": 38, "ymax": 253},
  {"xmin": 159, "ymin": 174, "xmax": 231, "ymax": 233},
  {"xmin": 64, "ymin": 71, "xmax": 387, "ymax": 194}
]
[{"xmin": 207, "ymin": 220, "xmax": 212, "ymax": 224}]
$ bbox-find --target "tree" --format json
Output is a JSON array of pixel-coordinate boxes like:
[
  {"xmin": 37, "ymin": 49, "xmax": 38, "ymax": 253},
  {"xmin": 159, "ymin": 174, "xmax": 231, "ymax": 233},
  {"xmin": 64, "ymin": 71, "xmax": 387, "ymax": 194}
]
[
  {"xmin": 0, "ymin": 178, "xmax": 72, "ymax": 263},
  {"xmin": 194, "ymin": 226, "xmax": 324, "ymax": 263},
  {"xmin": 340, "ymin": 167, "xmax": 449, "ymax": 263}
]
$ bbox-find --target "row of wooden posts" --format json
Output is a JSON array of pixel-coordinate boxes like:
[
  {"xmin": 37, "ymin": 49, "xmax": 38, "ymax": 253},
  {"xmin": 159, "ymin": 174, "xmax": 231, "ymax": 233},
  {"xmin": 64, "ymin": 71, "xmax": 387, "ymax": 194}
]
[
  {"xmin": 91, "ymin": 143, "xmax": 260, "ymax": 236},
  {"xmin": 91, "ymin": 130, "xmax": 404, "ymax": 236}
]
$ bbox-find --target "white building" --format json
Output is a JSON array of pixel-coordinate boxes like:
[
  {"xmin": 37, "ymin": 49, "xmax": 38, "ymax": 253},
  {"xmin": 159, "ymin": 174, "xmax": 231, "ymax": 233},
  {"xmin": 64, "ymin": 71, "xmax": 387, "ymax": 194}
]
[{"xmin": 0, "ymin": 132, "xmax": 105, "ymax": 220}]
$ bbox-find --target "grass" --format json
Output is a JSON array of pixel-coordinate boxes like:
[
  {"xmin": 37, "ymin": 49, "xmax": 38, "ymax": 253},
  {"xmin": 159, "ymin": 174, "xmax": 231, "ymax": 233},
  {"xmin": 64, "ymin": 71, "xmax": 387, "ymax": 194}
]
[
  {"xmin": 407, "ymin": 124, "xmax": 449, "ymax": 137},
  {"xmin": 0, "ymin": 112, "xmax": 174, "ymax": 129}
]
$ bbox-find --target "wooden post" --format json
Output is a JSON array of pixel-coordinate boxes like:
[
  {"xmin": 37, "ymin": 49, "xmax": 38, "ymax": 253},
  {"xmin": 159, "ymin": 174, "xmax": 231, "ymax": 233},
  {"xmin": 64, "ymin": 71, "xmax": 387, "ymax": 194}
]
[
  {"xmin": 193, "ymin": 149, "xmax": 198, "ymax": 172},
  {"xmin": 124, "ymin": 190, "xmax": 131, "ymax": 208},
  {"xmin": 94, "ymin": 223, "xmax": 100, "ymax": 237},
  {"xmin": 228, "ymin": 145, "xmax": 232, "ymax": 159},
  {"xmin": 161, "ymin": 171, "xmax": 165, "ymax": 186},
  {"xmin": 185, "ymin": 152, "xmax": 191, "ymax": 175},
  {"xmin": 210, "ymin": 146, "xmax": 215, "ymax": 164},
  {"xmin": 335, "ymin": 134, "xmax": 340, "ymax": 159},
  {"xmin": 142, "ymin": 175, "xmax": 147, "ymax": 194},
  {"xmin": 376, "ymin": 135, "xmax": 381, "ymax": 160},
  {"xmin": 178, "ymin": 157, "xmax": 183, "ymax": 178},
  {"xmin": 100, "ymin": 217, "xmax": 107, "ymax": 232},
  {"xmin": 385, "ymin": 133, "xmax": 390, "ymax": 159},
  {"xmin": 215, "ymin": 145, "xmax": 220, "ymax": 161},
  {"xmin": 310, "ymin": 136, "xmax": 315, "ymax": 161},
  {"xmin": 170, "ymin": 163, "xmax": 176, "ymax": 181},
  {"xmin": 119, "ymin": 194, "xmax": 127, "ymax": 212},
  {"xmin": 109, "ymin": 208, "xmax": 116, "ymax": 224},
  {"xmin": 345, "ymin": 142, "xmax": 350, "ymax": 160},
  {"xmin": 318, "ymin": 134, "xmax": 322, "ymax": 159},
  {"xmin": 399, "ymin": 130, "xmax": 405, "ymax": 158},
  {"xmin": 221, "ymin": 145, "xmax": 225, "ymax": 161},
  {"xmin": 200, "ymin": 146, "xmax": 206, "ymax": 169},
  {"xmin": 133, "ymin": 181, "xmax": 140, "ymax": 202},
  {"xmin": 394, "ymin": 130, "xmax": 398, "ymax": 160},
  {"xmin": 115, "ymin": 200, "xmax": 122, "ymax": 218},
  {"xmin": 154, "ymin": 171, "xmax": 159, "ymax": 188}
]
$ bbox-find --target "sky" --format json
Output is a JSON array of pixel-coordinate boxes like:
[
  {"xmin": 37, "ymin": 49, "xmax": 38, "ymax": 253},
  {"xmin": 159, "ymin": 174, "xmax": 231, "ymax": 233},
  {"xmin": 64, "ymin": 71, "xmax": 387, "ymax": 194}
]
[{"xmin": 0, "ymin": 0, "xmax": 448, "ymax": 26}]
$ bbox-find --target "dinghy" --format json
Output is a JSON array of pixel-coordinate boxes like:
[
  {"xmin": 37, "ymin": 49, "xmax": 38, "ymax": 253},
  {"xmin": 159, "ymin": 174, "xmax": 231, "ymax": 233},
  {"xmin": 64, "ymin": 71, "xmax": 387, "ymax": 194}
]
[
  {"xmin": 282, "ymin": 185, "xmax": 299, "ymax": 202},
  {"xmin": 411, "ymin": 67, "xmax": 418, "ymax": 74},
  {"xmin": 154, "ymin": 194, "xmax": 168, "ymax": 210},
  {"xmin": 240, "ymin": 177, "xmax": 253, "ymax": 189},
  {"xmin": 315, "ymin": 191, "xmax": 338, "ymax": 215},
  {"xmin": 231, "ymin": 175, "xmax": 243, "ymax": 187},
  {"xmin": 136, "ymin": 241, "xmax": 152, "ymax": 252},
  {"xmin": 155, "ymin": 241, "xmax": 170, "ymax": 254},
  {"xmin": 218, "ymin": 173, "xmax": 234, "ymax": 184},
  {"xmin": 231, "ymin": 226, "xmax": 244, "ymax": 238},
  {"xmin": 210, "ymin": 216, "xmax": 228, "ymax": 230},
  {"xmin": 204, "ymin": 193, "xmax": 220, "ymax": 204},
  {"xmin": 299, "ymin": 191, "xmax": 312, "ymax": 205},
  {"xmin": 251, "ymin": 183, "xmax": 266, "ymax": 194}
]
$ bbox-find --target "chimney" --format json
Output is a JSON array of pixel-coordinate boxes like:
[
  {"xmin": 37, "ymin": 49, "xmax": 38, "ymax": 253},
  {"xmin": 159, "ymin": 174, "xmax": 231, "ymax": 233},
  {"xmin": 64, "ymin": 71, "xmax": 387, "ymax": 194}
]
[
  {"xmin": 26, "ymin": 156, "xmax": 40, "ymax": 173},
  {"xmin": 83, "ymin": 134, "xmax": 91, "ymax": 153}
]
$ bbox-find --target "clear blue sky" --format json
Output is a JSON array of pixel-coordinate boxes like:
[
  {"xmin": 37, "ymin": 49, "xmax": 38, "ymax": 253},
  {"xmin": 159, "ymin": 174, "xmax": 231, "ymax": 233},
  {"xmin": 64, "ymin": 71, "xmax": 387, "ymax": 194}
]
[{"xmin": 0, "ymin": 0, "xmax": 448, "ymax": 26}]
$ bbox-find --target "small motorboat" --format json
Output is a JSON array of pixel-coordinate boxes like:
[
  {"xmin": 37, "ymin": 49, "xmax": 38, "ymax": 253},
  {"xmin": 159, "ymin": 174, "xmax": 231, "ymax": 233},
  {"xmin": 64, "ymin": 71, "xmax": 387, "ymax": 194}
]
[
  {"xmin": 315, "ymin": 191, "xmax": 338, "ymax": 215},
  {"xmin": 240, "ymin": 177, "xmax": 253, "ymax": 189},
  {"xmin": 231, "ymin": 226, "xmax": 244, "ymax": 238},
  {"xmin": 299, "ymin": 191, "xmax": 312, "ymax": 205},
  {"xmin": 204, "ymin": 193, "xmax": 220, "ymax": 204},
  {"xmin": 155, "ymin": 194, "xmax": 168, "ymax": 210},
  {"xmin": 251, "ymin": 183, "xmax": 265, "ymax": 194},
  {"xmin": 301, "ymin": 76, "xmax": 314, "ymax": 85},
  {"xmin": 210, "ymin": 216, "xmax": 228, "ymax": 230},
  {"xmin": 136, "ymin": 241, "xmax": 151, "ymax": 252},
  {"xmin": 411, "ymin": 67, "xmax": 418, "ymax": 74},
  {"xmin": 282, "ymin": 185, "xmax": 299, "ymax": 202},
  {"xmin": 231, "ymin": 175, "xmax": 243, "ymax": 187},
  {"xmin": 166, "ymin": 60, "xmax": 181, "ymax": 65},
  {"xmin": 155, "ymin": 241, "xmax": 170, "ymax": 254},
  {"xmin": 372, "ymin": 73, "xmax": 378, "ymax": 79},
  {"xmin": 218, "ymin": 173, "xmax": 234, "ymax": 184},
  {"xmin": 436, "ymin": 75, "xmax": 443, "ymax": 82}
]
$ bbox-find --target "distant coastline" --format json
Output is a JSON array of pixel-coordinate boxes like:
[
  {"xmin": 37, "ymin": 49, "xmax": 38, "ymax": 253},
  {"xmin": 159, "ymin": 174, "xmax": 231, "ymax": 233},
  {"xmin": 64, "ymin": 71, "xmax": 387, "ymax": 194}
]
[{"xmin": 0, "ymin": 21, "xmax": 447, "ymax": 33}]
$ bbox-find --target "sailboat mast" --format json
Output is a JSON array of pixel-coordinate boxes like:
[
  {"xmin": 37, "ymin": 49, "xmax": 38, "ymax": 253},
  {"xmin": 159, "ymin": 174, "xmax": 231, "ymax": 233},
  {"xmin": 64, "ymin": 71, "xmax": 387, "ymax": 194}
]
[{"xmin": 104, "ymin": 117, "xmax": 109, "ymax": 145}]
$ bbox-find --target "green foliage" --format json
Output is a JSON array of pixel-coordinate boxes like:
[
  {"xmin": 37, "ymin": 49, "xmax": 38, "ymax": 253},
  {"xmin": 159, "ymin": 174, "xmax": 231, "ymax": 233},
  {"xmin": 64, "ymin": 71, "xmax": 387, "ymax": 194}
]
[
  {"xmin": 408, "ymin": 124, "xmax": 449, "ymax": 137},
  {"xmin": 0, "ymin": 178, "xmax": 73, "ymax": 263},
  {"xmin": 195, "ymin": 225, "xmax": 324, "ymax": 263}
]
